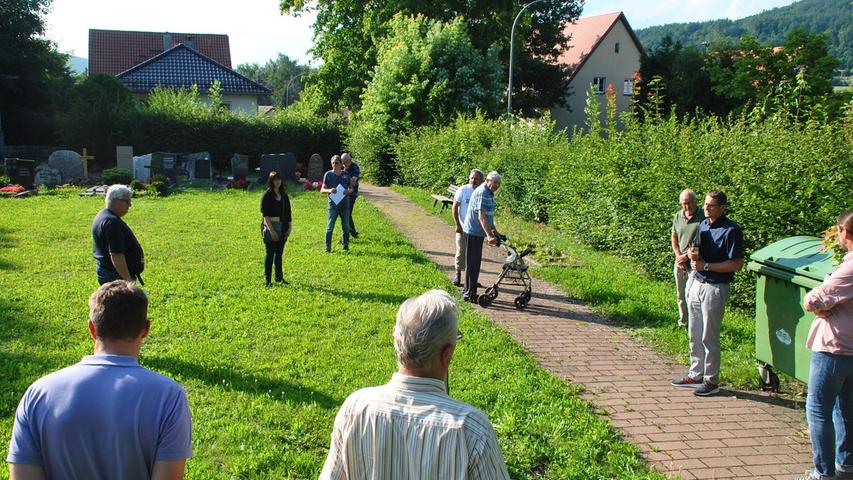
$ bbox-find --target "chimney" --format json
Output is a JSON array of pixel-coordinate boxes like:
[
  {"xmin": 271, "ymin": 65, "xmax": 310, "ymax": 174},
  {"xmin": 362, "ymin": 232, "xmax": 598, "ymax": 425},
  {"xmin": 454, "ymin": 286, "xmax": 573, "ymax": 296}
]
[
  {"xmin": 185, "ymin": 36, "xmax": 195, "ymax": 50},
  {"xmin": 163, "ymin": 33, "xmax": 172, "ymax": 51}
]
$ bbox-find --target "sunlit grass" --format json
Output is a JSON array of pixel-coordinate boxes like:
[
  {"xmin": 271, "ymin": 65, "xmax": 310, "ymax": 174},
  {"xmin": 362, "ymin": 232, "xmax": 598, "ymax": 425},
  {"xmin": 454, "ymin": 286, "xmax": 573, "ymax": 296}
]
[{"xmin": 0, "ymin": 187, "xmax": 665, "ymax": 479}]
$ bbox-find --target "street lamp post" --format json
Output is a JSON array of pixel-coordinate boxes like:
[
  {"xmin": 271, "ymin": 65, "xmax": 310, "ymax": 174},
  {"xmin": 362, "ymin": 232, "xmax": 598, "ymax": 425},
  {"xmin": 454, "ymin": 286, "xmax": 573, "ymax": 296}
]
[
  {"xmin": 507, "ymin": 0, "xmax": 546, "ymax": 116},
  {"xmin": 285, "ymin": 73, "xmax": 304, "ymax": 107}
]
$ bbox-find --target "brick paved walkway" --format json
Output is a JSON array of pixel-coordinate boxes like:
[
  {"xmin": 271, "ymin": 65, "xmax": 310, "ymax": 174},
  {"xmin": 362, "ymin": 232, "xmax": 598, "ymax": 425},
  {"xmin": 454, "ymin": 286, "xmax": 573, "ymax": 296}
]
[{"xmin": 361, "ymin": 184, "xmax": 813, "ymax": 480}]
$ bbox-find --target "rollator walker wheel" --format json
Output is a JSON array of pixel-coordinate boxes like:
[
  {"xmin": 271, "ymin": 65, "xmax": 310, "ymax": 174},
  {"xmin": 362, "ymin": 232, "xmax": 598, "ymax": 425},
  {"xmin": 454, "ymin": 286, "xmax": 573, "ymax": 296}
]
[{"xmin": 478, "ymin": 294, "xmax": 492, "ymax": 308}]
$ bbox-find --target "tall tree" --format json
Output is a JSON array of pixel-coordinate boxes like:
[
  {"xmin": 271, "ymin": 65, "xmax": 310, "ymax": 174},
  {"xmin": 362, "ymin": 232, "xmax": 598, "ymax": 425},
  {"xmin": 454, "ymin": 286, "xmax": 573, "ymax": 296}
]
[
  {"xmin": 236, "ymin": 54, "xmax": 313, "ymax": 107},
  {"xmin": 347, "ymin": 14, "xmax": 502, "ymax": 184},
  {"xmin": 636, "ymin": 35, "xmax": 734, "ymax": 117},
  {"xmin": 279, "ymin": 0, "xmax": 582, "ymax": 115},
  {"xmin": 0, "ymin": 0, "xmax": 74, "ymax": 144},
  {"xmin": 706, "ymin": 29, "xmax": 839, "ymax": 111}
]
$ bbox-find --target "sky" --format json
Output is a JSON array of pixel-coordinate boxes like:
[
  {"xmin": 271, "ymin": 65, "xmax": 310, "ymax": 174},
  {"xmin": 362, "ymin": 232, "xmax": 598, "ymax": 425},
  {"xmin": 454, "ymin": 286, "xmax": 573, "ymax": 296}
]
[{"xmin": 45, "ymin": 0, "xmax": 800, "ymax": 66}]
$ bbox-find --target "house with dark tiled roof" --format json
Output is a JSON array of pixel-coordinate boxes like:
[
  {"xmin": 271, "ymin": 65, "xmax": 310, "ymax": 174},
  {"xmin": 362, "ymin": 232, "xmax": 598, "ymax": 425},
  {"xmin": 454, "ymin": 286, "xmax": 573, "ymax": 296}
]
[
  {"xmin": 550, "ymin": 12, "xmax": 644, "ymax": 132},
  {"xmin": 89, "ymin": 29, "xmax": 270, "ymax": 114},
  {"xmin": 117, "ymin": 43, "xmax": 270, "ymax": 114},
  {"xmin": 89, "ymin": 29, "xmax": 232, "ymax": 75}
]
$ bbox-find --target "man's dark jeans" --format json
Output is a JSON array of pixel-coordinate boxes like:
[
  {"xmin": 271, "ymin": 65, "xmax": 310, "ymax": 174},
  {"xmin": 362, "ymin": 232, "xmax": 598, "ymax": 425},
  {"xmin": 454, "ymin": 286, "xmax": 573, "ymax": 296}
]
[{"xmin": 463, "ymin": 234, "xmax": 485, "ymax": 299}]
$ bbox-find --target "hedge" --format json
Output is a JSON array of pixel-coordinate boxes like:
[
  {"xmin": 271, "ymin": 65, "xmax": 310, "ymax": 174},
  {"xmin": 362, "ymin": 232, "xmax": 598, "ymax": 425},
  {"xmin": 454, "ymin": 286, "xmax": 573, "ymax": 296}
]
[{"xmin": 392, "ymin": 104, "xmax": 853, "ymax": 309}]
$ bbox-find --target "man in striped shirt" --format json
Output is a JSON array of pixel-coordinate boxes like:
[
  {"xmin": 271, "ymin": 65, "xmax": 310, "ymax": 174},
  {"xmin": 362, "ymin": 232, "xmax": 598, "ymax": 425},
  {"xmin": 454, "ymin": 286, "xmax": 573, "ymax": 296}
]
[{"xmin": 319, "ymin": 290, "xmax": 511, "ymax": 480}]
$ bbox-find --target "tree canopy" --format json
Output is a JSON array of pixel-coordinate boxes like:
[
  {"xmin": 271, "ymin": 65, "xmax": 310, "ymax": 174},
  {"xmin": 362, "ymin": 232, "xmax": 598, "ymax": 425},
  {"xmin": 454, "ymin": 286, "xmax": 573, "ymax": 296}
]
[
  {"xmin": 636, "ymin": 0, "xmax": 853, "ymax": 76},
  {"xmin": 347, "ymin": 14, "xmax": 503, "ymax": 184},
  {"xmin": 279, "ymin": 0, "xmax": 582, "ymax": 115},
  {"xmin": 706, "ymin": 29, "xmax": 839, "ymax": 110},
  {"xmin": 0, "ymin": 0, "xmax": 74, "ymax": 144},
  {"xmin": 236, "ymin": 54, "xmax": 313, "ymax": 107}
]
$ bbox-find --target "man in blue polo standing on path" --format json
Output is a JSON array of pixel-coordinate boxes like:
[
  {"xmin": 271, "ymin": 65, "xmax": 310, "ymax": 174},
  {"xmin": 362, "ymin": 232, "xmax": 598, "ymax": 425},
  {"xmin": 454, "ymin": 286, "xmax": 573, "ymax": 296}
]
[
  {"xmin": 462, "ymin": 171, "xmax": 501, "ymax": 303},
  {"xmin": 672, "ymin": 189, "xmax": 744, "ymax": 397}
]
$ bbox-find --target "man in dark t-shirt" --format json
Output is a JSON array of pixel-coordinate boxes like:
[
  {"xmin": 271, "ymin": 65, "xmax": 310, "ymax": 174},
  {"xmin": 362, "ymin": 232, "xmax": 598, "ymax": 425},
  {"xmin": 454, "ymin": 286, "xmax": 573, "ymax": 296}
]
[{"xmin": 92, "ymin": 184, "xmax": 144, "ymax": 285}]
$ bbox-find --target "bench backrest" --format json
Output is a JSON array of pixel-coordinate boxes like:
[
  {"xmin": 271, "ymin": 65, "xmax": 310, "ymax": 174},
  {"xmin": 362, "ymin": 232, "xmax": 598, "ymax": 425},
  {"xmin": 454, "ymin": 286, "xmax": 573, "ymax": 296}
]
[{"xmin": 448, "ymin": 184, "xmax": 459, "ymax": 196}]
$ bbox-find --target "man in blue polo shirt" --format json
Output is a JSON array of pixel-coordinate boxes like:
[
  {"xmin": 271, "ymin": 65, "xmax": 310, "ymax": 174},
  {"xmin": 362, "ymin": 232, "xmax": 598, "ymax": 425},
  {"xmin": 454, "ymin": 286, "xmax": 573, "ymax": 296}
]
[
  {"xmin": 671, "ymin": 190, "xmax": 744, "ymax": 397},
  {"xmin": 462, "ymin": 171, "xmax": 501, "ymax": 303},
  {"xmin": 7, "ymin": 281, "xmax": 193, "ymax": 479}
]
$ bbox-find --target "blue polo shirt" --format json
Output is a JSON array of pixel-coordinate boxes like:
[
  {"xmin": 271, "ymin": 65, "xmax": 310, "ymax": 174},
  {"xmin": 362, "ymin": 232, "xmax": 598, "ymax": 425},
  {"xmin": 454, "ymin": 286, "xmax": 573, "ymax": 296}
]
[
  {"xmin": 346, "ymin": 161, "xmax": 361, "ymax": 196},
  {"xmin": 694, "ymin": 216, "xmax": 744, "ymax": 284},
  {"xmin": 462, "ymin": 184, "xmax": 495, "ymax": 238},
  {"xmin": 7, "ymin": 354, "xmax": 193, "ymax": 479}
]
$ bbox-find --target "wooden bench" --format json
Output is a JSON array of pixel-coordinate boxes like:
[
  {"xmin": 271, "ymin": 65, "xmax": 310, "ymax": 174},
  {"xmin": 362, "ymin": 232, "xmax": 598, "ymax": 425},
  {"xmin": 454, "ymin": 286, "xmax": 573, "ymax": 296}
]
[{"xmin": 431, "ymin": 184, "xmax": 459, "ymax": 213}]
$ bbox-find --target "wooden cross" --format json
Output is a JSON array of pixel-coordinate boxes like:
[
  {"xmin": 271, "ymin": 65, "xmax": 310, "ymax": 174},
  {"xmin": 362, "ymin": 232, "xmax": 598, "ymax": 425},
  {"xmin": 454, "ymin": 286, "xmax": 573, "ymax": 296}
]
[{"xmin": 78, "ymin": 148, "xmax": 95, "ymax": 179}]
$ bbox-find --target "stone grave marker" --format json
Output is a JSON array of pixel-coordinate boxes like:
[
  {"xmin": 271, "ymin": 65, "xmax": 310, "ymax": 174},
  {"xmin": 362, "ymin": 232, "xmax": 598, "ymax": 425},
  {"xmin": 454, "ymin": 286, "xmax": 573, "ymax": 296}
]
[
  {"xmin": 116, "ymin": 146, "xmax": 134, "ymax": 171},
  {"xmin": 48, "ymin": 150, "xmax": 84, "ymax": 183},
  {"xmin": 306, "ymin": 153, "xmax": 324, "ymax": 181},
  {"xmin": 231, "ymin": 154, "xmax": 249, "ymax": 180},
  {"xmin": 34, "ymin": 163, "xmax": 62, "ymax": 187},
  {"xmin": 4, "ymin": 158, "xmax": 36, "ymax": 187},
  {"xmin": 259, "ymin": 153, "xmax": 296, "ymax": 182},
  {"xmin": 187, "ymin": 152, "xmax": 212, "ymax": 181}
]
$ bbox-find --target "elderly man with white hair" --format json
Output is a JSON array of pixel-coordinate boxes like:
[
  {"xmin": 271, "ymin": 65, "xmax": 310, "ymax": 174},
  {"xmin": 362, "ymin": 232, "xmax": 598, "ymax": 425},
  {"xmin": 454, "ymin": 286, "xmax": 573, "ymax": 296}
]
[
  {"xmin": 320, "ymin": 289, "xmax": 510, "ymax": 480},
  {"xmin": 462, "ymin": 171, "xmax": 502, "ymax": 303},
  {"xmin": 92, "ymin": 184, "xmax": 145, "ymax": 285},
  {"xmin": 671, "ymin": 189, "xmax": 704, "ymax": 327}
]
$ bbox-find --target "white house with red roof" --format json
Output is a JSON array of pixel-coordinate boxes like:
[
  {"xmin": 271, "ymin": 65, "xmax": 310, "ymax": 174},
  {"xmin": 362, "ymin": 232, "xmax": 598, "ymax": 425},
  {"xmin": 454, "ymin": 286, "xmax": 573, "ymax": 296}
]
[{"xmin": 551, "ymin": 12, "xmax": 644, "ymax": 132}]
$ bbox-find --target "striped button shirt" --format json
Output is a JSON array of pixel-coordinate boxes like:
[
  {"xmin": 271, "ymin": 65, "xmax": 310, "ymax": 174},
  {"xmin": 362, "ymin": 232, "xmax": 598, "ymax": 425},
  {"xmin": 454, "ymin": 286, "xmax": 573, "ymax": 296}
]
[{"xmin": 319, "ymin": 373, "xmax": 511, "ymax": 480}]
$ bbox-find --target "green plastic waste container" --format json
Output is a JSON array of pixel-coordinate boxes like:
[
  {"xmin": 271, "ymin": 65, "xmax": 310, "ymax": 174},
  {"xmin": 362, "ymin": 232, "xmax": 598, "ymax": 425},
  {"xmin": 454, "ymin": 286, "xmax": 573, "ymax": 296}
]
[{"xmin": 747, "ymin": 236, "xmax": 839, "ymax": 390}]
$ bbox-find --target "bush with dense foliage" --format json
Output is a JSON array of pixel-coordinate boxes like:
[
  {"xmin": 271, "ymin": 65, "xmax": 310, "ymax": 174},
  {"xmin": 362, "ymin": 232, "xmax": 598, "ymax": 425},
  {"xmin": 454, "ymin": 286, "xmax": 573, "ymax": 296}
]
[
  {"xmin": 347, "ymin": 14, "xmax": 503, "ymax": 184},
  {"xmin": 394, "ymin": 89, "xmax": 853, "ymax": 308},
  {"xmin": 101, "ymin": 168, "xmax": 133, "ymax": 185},
  {"xmin": 57, "ymin": 82, "xmax": 343, "ymax": 171}
]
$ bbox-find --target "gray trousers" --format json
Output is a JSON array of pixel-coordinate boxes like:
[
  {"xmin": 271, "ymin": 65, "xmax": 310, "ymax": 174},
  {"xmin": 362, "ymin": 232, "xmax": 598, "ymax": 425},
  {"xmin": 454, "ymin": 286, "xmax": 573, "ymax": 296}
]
[
  {"xmin": 674, "ymin": 263, "xmax": 693, "ymax": 326},
  {"xmin": 455, "ymin": 232, "xmax": 468, "ymax": 271},
  {"xmin": 687, "ymin": 279, "xmax": 731, "ymax": 385}
]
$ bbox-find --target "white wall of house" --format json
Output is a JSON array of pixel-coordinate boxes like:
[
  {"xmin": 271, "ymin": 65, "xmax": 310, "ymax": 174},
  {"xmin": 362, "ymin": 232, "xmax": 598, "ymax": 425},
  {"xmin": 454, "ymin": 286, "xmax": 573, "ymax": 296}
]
[
  {"xmin": 199, "ymin": 94, "xmax": 258, "ymax": 115},
  {"xmin": 551, "ymin": 20, "xmax": 642, "ymax": 134}
]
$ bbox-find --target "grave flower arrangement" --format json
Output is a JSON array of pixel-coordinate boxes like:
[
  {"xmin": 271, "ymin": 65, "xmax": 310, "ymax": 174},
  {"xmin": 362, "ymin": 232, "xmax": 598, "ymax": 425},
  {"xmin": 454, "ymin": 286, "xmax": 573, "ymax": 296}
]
[{"xmin": 0, "ymin": 185, "xmax": 26, "ymax": 195}]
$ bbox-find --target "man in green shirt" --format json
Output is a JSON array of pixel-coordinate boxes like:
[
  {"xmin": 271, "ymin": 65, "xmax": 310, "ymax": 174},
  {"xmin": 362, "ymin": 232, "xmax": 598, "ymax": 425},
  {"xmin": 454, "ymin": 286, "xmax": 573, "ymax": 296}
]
[{"xmin": 671, "ymin": 189, "xmax": 705, "ymax": 327}]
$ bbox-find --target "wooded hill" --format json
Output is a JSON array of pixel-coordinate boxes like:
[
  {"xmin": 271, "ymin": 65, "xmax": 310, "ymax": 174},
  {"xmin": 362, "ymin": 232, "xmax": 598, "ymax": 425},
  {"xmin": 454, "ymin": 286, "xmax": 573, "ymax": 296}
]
[{"xmin": 635, "ymin": 0, "xmax": 853, "ymax": 76}]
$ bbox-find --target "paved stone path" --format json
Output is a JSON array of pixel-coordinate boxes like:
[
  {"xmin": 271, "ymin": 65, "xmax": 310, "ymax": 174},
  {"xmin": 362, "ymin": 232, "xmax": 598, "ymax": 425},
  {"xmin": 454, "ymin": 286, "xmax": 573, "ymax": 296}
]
[{"xmin": 361, "ymin": 184, "xmax": 813, "ymax": 480}]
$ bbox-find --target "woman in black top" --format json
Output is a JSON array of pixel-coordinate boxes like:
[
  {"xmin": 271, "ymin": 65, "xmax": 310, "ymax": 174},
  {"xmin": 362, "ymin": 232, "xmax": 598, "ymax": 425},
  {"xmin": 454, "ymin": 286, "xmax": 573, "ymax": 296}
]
[{"xmin": 260, "ymin": 171, "xmax": 292, "ymax": 287}]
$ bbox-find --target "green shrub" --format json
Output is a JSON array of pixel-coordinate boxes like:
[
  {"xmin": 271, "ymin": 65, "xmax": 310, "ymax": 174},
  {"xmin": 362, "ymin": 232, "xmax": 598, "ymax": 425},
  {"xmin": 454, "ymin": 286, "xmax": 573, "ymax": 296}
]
[
  {"xmin": 129, "ymin": 179, "xmax": 146, "ymax": 192},
  {"xmin": 101, "ymin": 168, "xmax": 133, "ymax": 185},
  {"xmin": 394, "ymin": 93, "xmax": 853, "ymax": 309}
]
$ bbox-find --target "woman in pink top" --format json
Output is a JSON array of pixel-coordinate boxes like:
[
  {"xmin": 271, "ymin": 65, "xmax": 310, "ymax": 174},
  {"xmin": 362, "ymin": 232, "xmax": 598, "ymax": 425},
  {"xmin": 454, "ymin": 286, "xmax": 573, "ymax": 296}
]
[{"xmin": 801, "ymin": 210, "xmax": 853, "ymax": 480}]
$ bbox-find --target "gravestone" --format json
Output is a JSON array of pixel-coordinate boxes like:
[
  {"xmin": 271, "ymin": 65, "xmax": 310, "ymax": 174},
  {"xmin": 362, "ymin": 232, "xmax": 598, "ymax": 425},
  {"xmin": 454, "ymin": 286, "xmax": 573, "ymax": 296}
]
[
  {"xmin": 231, "ymin": 154, "xmax": 249, "ymax": 180},
  {"xmin": 306, "ymin": 153, "xmax": 324, "ymax": 182},
  {"xmin": 4, "ymin": 158, "xmax": 36, "ymax": 187},
  {"xmin": 116, "ymin": 146, "xmax": 134, "ymax": 171},
  {"xmin": 34, "ymin": 163, "xmax": 62, "ymax": 187},
  {"xmin": 259, "ymin": 153, "xmax": 296, "ymax": 182},
  {"xmin": 48, "ymin": 150, "xmax": 84, "ymax": 183},
  {"xmin": 133, "ymin": 155, "xmax": 151, "ymax": 181},
  {"xmin": 149, "ymin": 152, "xmax": 186, "ymax": 181},
  {"xmin": 186, "ymin": 152, "xmax": 212, "ymax": 181}
]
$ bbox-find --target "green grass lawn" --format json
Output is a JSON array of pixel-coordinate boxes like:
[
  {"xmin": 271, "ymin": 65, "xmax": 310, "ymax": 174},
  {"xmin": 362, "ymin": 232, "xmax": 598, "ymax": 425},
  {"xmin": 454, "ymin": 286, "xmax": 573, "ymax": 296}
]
[
  {"xmin": 0, "ymin": 187, "xmax": 665, "ymax": 479},
  {"xmin": 394, "ymin": 185, "xmax": 803, "ymax": 395}
]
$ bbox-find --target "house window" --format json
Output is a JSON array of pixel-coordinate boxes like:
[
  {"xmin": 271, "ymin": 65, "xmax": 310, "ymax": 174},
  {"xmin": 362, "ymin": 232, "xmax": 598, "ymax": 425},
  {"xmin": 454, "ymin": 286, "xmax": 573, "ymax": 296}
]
[
  {"xmin": 592, "ymin": 77, "xmax": 606, "ymax": 95},
  {"xmin": 615, "ymin": 42, "xmax": 620, "ymax": 54},
  {"xmin": 623, "ymin": 78, "xmax": 633, "ymax": 96}
]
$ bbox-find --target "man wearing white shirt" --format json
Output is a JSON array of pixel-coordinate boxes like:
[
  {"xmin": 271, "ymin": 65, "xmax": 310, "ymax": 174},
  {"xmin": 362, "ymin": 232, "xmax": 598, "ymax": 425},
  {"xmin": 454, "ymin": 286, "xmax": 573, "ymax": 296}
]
[
  {"xmin": 452, "ymin": 169, "xmax": 484, "ymax": 286},
  {"xmin": 320, "ymin": 289, "xmax": 510, "ymax": 480}
]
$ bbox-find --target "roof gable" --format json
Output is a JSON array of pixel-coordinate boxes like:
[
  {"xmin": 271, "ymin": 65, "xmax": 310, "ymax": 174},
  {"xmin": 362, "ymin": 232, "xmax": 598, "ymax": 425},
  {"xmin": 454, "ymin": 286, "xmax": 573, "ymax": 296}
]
[
  {"xmin": 89, "ymin": 29, "xmax": 231, "ymax": 75},
  {"xmin": 116, "ymin": 44, "xmax": 271, "ymax": 96},
  {"xmin": 557, "ymin": 12, "xmax": 644, "ymax": 82}
]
